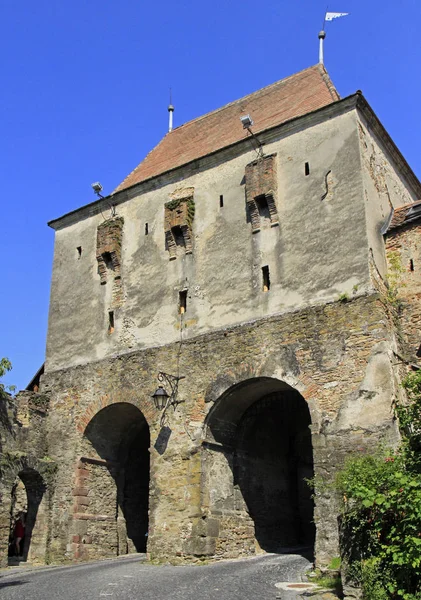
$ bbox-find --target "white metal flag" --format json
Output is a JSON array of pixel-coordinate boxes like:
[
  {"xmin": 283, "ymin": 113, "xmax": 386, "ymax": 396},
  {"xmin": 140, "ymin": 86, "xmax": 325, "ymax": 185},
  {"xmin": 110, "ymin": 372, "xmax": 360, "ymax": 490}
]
[{"xmin": 325, "ymin": 12, "xmax": 349, "ymax": 21}]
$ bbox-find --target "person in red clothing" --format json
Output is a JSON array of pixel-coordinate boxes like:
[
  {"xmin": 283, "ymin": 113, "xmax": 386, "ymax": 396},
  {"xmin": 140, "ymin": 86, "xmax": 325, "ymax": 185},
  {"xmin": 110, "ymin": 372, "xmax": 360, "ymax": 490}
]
[{"xmin": 13, "ymin": 512, "xmax": 26, "ymax": 556}]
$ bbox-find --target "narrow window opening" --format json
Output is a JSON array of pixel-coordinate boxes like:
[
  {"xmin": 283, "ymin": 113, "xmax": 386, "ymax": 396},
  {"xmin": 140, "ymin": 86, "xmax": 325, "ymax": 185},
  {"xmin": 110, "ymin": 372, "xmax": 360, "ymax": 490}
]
[
  {"xmin": 102, "ymin": 251, "xmax": 114, "ymax": 271},
  {"xmin": 179, "ymin": 290, "xmax": 187, "ymax": 314},
  {"xmin": 417, "ymin": 344, "xmax": 421, "ymax": 358},
  {"xmin": 77, "ymin": 246, "xmax": 82, "ymax": 258},
  {"xmin": 262, "ymin": 266, "xmax": 270, "ymax": 292},
  {"xmin": 220, "ymin": 195, "xmax": 224, "ymax": 208},
  {"xmin": 410, "ymin": 259, "xmax": 414, "ymax": 272},
  {"xmin": 171, "ymin": 225, "xmax": 186, "ymax": 248},
  {"xmin": 108, "ymin": 311, "xmax": 115, "ymax": 334},
  {"xmin": 255, "ymin": 195, "xmax": 270, "ymax": 221},
  {"xmin": 305, "ymin": 162, "xmax": 310, "ymax": 176},
  {"xmin": 145, "ymin": 223, "xmax": 149, "ymax": 235}
]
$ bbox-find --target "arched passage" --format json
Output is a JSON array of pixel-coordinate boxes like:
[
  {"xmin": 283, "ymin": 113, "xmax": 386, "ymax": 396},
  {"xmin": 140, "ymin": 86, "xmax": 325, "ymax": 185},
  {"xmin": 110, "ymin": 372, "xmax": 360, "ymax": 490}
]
[
  {"xmin": 8, "ymin": 468, "xmax": 47, "ymax": 564},
  {"xmin": 80, "ymin": 403, "xmax": 150, "ymax": 557},
  {"xmin": 203, "ymin": 377, "xmax": 314, "ymax": 554}
]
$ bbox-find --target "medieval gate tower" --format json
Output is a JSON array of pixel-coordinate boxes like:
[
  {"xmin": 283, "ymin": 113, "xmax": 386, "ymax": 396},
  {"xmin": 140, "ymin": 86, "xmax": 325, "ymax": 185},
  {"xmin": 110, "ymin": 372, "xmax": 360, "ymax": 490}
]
[{"xmin": 1, "ymin": 64, "xmax": 421, "ymax": 567}]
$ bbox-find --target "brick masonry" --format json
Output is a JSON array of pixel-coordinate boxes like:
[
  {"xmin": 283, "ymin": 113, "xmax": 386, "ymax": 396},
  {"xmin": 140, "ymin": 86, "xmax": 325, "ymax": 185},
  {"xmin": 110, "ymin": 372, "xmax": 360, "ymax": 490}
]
[
  {"xmin": 385, "ymin": 221, "xmax": 421, "ymax": 363},
  {"xmin": 96, "ymin": 217, "xmax": 124, "ymax": 308},
  {"xmin": 164, "ymin": 187, "xmax": 195, "ymax": 259},
  {"xmin": 245, "ymin": 154, "xmax": 279, "ymax": 231}
]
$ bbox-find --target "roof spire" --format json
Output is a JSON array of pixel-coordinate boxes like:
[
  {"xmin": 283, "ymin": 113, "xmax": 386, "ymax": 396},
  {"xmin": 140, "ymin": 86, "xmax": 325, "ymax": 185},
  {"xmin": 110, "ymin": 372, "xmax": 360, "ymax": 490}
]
[
  {"xmin": 168, "ymin": 88, "xmax": 174, "ymax": 133},
  {"xmin": 318, "ymin": 30, "xmax": 326, "ymax": 65}
]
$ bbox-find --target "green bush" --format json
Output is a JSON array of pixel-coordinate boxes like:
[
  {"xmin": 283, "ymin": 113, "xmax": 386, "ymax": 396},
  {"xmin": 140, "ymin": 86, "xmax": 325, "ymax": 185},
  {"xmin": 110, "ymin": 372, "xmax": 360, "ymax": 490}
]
[{"xmin": 335, "ymin": 370, "xmax": 421, "ymax": 599}]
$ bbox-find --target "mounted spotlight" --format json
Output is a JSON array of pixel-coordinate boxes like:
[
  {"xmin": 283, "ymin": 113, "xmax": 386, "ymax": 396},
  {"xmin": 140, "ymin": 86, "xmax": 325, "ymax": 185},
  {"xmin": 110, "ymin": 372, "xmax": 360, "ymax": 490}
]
[
  {"xmin": 91, "ymin": 181, "xmax": 116, "ymax": 217},
  {"xmin": 240, "ymin": 114, "xmax": 264, "ymax": 158},
  {"xmin": 151, "ymin": 372, "xmax": 185, "ymax": 426},
  {"xmin": 240, "ymin": 114, "xmax": 254, "ymax": 129},
  {"xmin": 91, "ymin": 182, "xmax": 104, "ymax": 197}
]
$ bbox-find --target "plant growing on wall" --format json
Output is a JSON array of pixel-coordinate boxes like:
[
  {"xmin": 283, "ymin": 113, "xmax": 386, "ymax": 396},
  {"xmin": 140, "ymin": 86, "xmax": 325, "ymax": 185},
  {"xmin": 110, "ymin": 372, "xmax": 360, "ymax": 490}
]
[
  {"xmin": 336, "ymin": 370, "xmax": 421, "ymax": 599},
  {"xmin": 165, "ymin": 197, "xmax": 195, "ymax": 229},
  {"xmin": 0, "ymin": 357, "xmax": 15, "ymax": 397}
]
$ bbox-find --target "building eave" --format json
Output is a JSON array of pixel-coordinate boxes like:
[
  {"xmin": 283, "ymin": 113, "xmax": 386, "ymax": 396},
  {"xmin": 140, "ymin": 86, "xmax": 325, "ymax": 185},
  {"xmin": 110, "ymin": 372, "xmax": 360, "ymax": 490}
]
[
  {"xmin": 48, "ymin": 94, "xmax": 359, "ymax": 231},
  {"xmin": 48, "ymin": 92, "xmax": 421, "ymax": 232}
]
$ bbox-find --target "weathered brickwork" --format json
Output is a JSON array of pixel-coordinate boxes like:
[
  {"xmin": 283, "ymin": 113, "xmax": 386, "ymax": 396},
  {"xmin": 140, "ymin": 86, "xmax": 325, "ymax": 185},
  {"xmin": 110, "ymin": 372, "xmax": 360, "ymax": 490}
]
[
  {"xmin": 385, "ymin": 222, "xmax": 421, "ymax": 364},
  {"xmin": 96, "ymin": 217, "xmax": 124, "ymax": 308},
  {"xmin": 245, "ymin": 154, "xmax": 279, "ymax": 231},
  {"xmin": 164, "ymin": 187, "xmax": 195, "ymax": 258}
]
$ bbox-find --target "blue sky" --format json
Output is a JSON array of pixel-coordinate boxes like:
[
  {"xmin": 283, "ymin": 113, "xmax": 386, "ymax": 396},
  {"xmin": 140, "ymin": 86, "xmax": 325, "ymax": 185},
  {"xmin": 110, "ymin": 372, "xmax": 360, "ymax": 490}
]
[{"xmin": 2, "ymin": 0, "xmax": 420, "ymax": 391}]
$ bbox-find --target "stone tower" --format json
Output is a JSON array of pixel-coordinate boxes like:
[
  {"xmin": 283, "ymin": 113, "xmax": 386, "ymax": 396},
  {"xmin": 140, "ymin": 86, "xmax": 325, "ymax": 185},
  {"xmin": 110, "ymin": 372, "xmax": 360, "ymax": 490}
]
[{"xmin": 1, "ymin": 64, "xmax": 420, "ymax": 567}]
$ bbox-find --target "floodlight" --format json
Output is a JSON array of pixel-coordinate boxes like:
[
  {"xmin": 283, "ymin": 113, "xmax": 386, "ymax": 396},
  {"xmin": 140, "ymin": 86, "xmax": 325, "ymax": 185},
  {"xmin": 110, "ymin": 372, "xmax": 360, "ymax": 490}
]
[
  {"xmin": 91, "ymin": 182, "xmax": 103, "ymax": 194},
  {"xmin": 240, "ymin": 115, "xmax": 254, "ymax": 129}
]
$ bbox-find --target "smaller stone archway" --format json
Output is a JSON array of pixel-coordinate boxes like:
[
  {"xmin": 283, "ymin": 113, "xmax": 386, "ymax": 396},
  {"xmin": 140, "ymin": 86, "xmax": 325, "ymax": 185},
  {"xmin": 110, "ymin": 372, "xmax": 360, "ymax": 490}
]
[
  {"xmin": 201, "ymin": 377, "xmax": 315, "ymax": 557},
  {"xmin": 9, "ymin": 468, "xmax": 48, "ymax": 563},
  {"xmin": 0, "ymin": 460, "xmax": 50, "ymax": 567},
  {"xmin": 73, "ymin": 402, "xmax": 150, "ymax": 560}
]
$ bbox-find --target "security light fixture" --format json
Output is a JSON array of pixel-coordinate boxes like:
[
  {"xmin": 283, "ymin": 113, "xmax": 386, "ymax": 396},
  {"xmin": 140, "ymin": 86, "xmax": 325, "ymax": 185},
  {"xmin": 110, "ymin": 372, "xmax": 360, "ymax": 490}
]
[
  {"xmin": 151, "ymin": 371, "xmax": 185, "ymax": 426},
  {"xmin": 240, "ymin": 114, "xmax": 254, "ymax": 129},
  {"xmin": 91, "ymin": 181, "xmax": 117, "ymax": 217},
  {"xmin": 91, "ymin": 182, "xmax": 104, "ymax": 197},
  {"xmin": 240, "ymin": 114, "xmax": 264, "ymax": 158}
]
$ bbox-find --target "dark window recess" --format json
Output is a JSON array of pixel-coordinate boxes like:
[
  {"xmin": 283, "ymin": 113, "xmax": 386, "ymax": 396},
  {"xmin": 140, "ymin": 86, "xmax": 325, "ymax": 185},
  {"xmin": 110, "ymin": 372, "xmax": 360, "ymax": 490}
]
[
  {"xmin": 145, "ymin": 223, "xmax": 149, "ymax": 235},
  {"xmin": 255, "ymin": 195, "xmax": 270, "ymax": 221},
  {"xmin": 220, "ymin": 195, "xmax": 224, "ymax": 208},
  {"xmin": 305, "ymin": 162, "xmax": 310, "ymax": 176},
  {"xmin": 410, "ymin": 259, "xmax": 414, "ymax": 272},
  {"xmin": 77, "ymin": 246, "xmax": 82, "ymax": 258},
  {"xmin": 102, "ymin": 252, "xmax": 114, "ymax": 271},
  {"xmin": 417, "ymin": 344, "xmax": 421, "ymax": 358},
  {"xmin": 108, "ymin": 311, "xmax": 115, "ymax": 334},
  {"xmin": 262, "ymin": 266, "xmax": 270, "ymax": 292},
  {"xmin": 179, "ymin": 290, "xmax": 187, "ymax": 314},
  {"xmin": 171, "ymin": 226, "xmax": 186, "ymax": 248}
]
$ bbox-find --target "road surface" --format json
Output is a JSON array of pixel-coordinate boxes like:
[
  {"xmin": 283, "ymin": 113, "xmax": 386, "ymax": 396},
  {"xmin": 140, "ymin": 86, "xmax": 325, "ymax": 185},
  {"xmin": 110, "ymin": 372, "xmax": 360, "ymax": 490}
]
[{"xmin": 0, "ymin": 552, "xmax": 312, "ymax": 600}]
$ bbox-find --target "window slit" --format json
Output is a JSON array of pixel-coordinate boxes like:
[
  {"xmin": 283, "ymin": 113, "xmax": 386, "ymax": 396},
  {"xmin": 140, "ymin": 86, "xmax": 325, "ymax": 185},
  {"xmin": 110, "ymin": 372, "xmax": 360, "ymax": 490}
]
[
  {"xmin": 179, "ymin": 290, "xmax": 187, "ymax": 314},
  {"xmin": 108, "ymin": 311, "xmax": 115, "ymax": 334},
  {"xmin": 262, "ymin": 266, "xmax": 270, "ymax": 292}
]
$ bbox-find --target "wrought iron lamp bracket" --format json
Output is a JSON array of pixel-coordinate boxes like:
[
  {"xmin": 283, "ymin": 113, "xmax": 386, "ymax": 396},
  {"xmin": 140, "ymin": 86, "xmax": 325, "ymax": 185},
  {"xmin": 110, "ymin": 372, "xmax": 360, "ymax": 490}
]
[{"xmin": 157, "ymin": 371, "xmax": 185, "ymax": 426}]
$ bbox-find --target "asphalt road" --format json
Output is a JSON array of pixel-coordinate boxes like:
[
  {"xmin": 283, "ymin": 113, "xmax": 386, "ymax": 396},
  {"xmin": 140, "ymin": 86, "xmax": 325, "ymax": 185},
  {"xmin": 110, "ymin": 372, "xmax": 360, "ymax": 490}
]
[{"xmin": 0, "ymin": 552, "xmax": 312, "ymax": 600}]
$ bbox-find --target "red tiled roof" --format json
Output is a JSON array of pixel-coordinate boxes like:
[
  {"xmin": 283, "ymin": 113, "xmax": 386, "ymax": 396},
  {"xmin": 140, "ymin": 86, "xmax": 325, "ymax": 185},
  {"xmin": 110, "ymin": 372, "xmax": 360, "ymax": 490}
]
[
  {"xmin": 114, "ymin": 64, "xmax": 340, "ymax": 193},
  {"xmin": 385, "ymin": 200, "xmax": 421, "ymax": 232}
]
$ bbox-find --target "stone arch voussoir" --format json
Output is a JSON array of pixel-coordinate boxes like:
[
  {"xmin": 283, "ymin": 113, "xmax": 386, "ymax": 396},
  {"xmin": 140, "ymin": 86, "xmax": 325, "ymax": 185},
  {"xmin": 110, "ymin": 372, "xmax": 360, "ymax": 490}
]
[
  {"xmin": 203, "ymin": 361, "xmax": 322, "ymax": 429},
  {"xmin": 76, "ymin": 392, "xmax": 156, "ymax": 434}
]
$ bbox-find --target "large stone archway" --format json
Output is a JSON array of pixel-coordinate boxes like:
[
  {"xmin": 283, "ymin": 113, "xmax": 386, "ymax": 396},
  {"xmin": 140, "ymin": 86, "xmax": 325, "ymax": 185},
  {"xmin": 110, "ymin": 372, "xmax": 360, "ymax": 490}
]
[
  {"xmin": 198, "ymin": 377, "xmax": 314, "ymax": 558},
  {"xmin": 71, "ymin": 402, "xmax": 150, "ymax": 560}
]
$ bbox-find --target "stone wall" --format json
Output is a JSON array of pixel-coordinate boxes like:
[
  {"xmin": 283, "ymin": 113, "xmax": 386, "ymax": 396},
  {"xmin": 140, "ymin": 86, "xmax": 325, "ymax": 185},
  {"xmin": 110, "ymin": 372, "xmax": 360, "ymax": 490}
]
[
  {"xmin": 38, "ymin": 292, "xmax": 399, "ymax": 567},
  {"xmin": 0, "ymin": 391, "xmax": 56, "ymax": 567},
  {"xmin": 385, "ymin": 221, "xmax": 421, "ymax": 363},
  {"xmin": 46, "ymin": 110, "xmax": 374, "ymax": 373}
]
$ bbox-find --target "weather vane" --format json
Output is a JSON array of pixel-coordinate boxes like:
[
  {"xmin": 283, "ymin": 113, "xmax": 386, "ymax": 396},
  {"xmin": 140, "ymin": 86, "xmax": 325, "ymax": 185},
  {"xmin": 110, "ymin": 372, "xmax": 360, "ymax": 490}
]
[{"xmin": 318, "ymin": 8, "xmax": 349, "ymax": 65}]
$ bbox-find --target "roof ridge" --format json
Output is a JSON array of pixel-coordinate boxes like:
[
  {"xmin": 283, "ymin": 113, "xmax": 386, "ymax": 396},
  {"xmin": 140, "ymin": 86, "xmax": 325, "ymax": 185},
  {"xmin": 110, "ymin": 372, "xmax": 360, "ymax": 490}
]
[
  {"xmin": 171, "ymin": 64, "xmax": 324, "ymax": 133},
  {"xmin": 317, "ymin": 63, "xmax": 340, "ymax": 101}
]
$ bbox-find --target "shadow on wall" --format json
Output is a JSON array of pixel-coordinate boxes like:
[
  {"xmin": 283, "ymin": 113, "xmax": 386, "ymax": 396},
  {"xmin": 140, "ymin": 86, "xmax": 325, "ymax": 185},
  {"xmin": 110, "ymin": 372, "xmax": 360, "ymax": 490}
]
[{"xmin": 205, "ymin": 377, "xmax": 315, "ymax": 553}]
